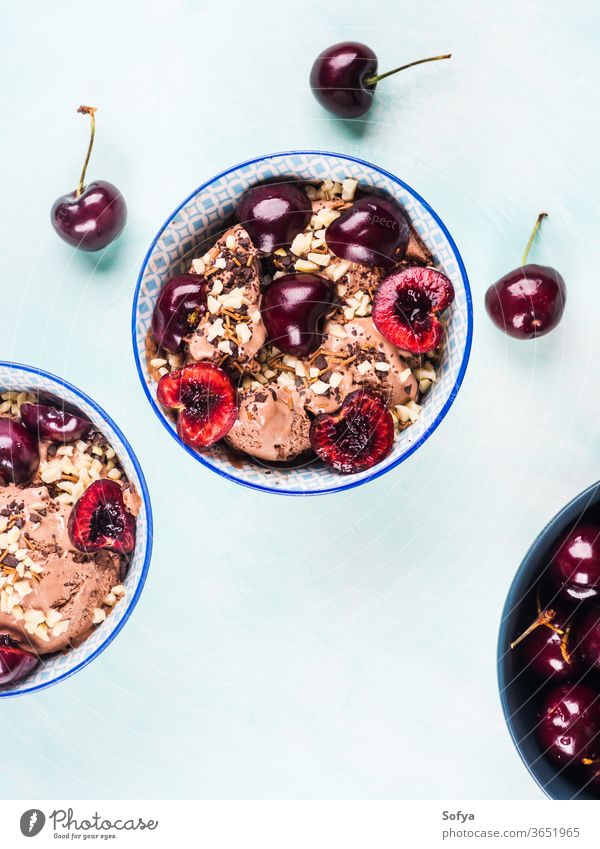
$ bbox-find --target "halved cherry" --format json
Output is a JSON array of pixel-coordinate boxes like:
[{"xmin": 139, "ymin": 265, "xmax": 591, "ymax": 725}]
[
  {"xmin": 20, "ymin": 402, "xmax": 92, "ymax": 442},
  {"xmin": 372, "ymin": 266, "xmax": 455, "ymax": 353},
  {"xmin": 309, "ymin": 389, "xmax": 394, "ymax": 473},
  {"xmin": 157, "ymin": 363, "xmax": 237, "ymax": 449},
  {"xmin": 151, "ymin": 274, "xmax": 207, "ymax": 353},
  {"xmin": 0, "ymin": 635, "xmax": 38, "ymax": 685},
  {"xmin": 68, "ymin": 479, "xmax": 136, "ymax": 554}
]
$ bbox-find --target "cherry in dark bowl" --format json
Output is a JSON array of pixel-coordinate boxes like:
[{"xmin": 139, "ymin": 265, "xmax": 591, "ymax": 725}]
[{"xmin": 499, "ymin": 481, "xmax": 600, "ymax": 799}]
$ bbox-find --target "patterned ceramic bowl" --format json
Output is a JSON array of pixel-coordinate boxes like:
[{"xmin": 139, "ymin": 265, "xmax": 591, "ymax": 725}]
[
  {"xmin": 0, "ymin": 362, "xmax": 152, "ymax": 697},
  {"xmin": 133, "ymin": 151, "xmax": 472, "ymax": 495}
]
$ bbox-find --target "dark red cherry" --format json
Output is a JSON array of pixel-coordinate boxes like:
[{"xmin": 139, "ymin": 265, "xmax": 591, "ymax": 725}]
[
  {"xmin": 261, "ymin": 273, "xmax": 335, "ymax": 357},
  {"xmin": 68, "ymin": 479, "xmax": 135, "ymax": 554},
  {"xmin": 0, "ymin": 418, "xmax": 39, "ymax": 485},
  {"xmin": 51, "ymin": 107, "xmax": 126, "ymax": 252},
  {"xmin": 551, "ymin": 524, "xmax": 600, "ymax": 604},
  {"xmin": 485, "ymin": 213, "xmax": 565, "ymax": 339},
  {"xmin": 157, "ymin": 363, "xmax": 237, "ymax": 449},
  {"xmin": 537, "ymin": 684, "xmax": 600, "ymax": 766},
  {"xmin": 151, "ymin": 274, "xmax": 207, "ymax": 353},
  {"xmin": 510, "ymin": 604, "xmax": 579, "ymax": 681},
  {"xmin": 310, "ymin": 43, "xmax": 451, "ymax": 119},
  {"xmin": 372, "ymin": 266, "xmax": 454, "ymax": 353},
  {"xmin": 325, "ymin": 195, "xmax": 410, "ymax": 269},
  {"xmin": 575, "ymin": 607, "xmax": 600, "ymax": 674},
  {"xmin": 310, "ymin": 389, "xmax": 394, "ymax": 473},
  {"xmin": 20, "ymin": 402, "xmax": 91, "ymax": 443},
  {"xmin": 236, "ymin": 183, "xmax": 311, "ymax": 253},
  {"xmin": 0, "ymin": 636, "xmax": 38, "ymax": 686}
]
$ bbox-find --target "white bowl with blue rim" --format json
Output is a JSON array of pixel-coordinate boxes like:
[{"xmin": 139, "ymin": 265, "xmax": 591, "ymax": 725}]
[
  {"xmin": 0, "ymin": 362, "xmax": 152, "ymax": 697},
  {"xmin": 132, "ymin": 150, "xmax": 472, "ymax": 496}
]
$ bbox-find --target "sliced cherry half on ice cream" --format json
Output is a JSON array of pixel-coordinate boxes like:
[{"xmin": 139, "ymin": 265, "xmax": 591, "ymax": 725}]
[
  {"xmin": 261, "ymin": 272, "xmax": 336, "ymax": 357},
  {"xmin": 68, "ymin": 479, "xmax": 136, "ymax": 554},
  {"xmin": 0, "ymin": 636, "xmax": 38, "ymax": 685},
  {"xmin": 372, "ymin": 266, "xmax": 454, "ymax": 353},
  {"xmin": 157, "ymin": 363, "xmax": 237, "ymax": 449},
  {"xmin": 310, "ymin": 389, "xmax": 394, "ymax": 473},
  {"xmin": 325, "ymin": 195, "xmax": 410, "ymax": 269},
  {"xmin": 236, "ymin": 183, "xmax": 311, "ymax": 253},
  {"xmin": 20, "ymin": 402, "xmax": 92, "ymax": 442},
  {"xmin": 151, "ymin": 274, "xmax": 207, "ymax": 353},
  {"xmin": 0, "ymin": 418, "xmax": 39, "ymax": 485}
]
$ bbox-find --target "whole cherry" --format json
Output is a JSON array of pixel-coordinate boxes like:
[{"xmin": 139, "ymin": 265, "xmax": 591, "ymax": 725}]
[
  {"xmin": 551, "ymin": 524, "xmax": 600, "ymax": 604},
  {"xmin": 236, "ymin": 183, "xmax": 311, "ymax": 253},
  {"xmin": 0, "ymin": 418, "xmax": 39, "ymax": 485},
  {"xmin": 51, "ymin": 106, "xmax": 127, "ymax": 251},
  {"xmin": 261, "ymin": 273, "xmax": 335, "ymax": 356},
  {"xmin": 537, "ymin": 684, "xmax": 600, "ymax": 766},
  {"xmin": 325, "ymin": 195, "xmax": 410, "ymax": 269},
  {"xmin": 310, "ymin": 43, "xmax": 451, "ymax": 118},
  {"xmin": 485, "ymin": 213, "xmax": 566, "ymax": 339},
  {"xmin": 20, "ymin": 402, "xmax": 91, "ymax": 443},
  {"xmin": 151, "ymin": 274, "xmax": 207, "ymax": 353},
  {"xmin": 510, "ymin": 594, "xmax": 579, "ymax": 681}
]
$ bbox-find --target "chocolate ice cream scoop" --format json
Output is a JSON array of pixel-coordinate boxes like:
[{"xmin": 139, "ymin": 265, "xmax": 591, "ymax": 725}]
[
  {"xmin": 224, "ymin": 386, "xmax": 311, "ymax": 462},
  {"xmin": 0, "ymin": 483, "xmax": 124, "ymax": 655}
]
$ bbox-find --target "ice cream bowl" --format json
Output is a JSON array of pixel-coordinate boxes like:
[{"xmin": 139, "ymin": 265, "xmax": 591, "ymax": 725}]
[
  {"xmin": 133, "ymin": 150, "xmax": 472, "ymax": 495},
  {"xmin": 0, "ymin": 362, "xmax": 152, "ymax": 697},
  {"xmin": 497, "ymin": 481, "xmax": 600, "ymax": 799}
]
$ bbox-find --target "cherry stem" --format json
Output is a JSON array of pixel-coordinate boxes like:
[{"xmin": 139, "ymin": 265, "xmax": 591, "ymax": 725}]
[
  {"xmin": 364, "ymin": 53, "xmax": 452, "ymax": 87},
  {"xmin": 76, "ymin": 105, "xmax": 97, "ymax": 198},
  {"xmin": 510, "ymin": 608, "xmax": 556, "ymax": 650},
  {"xmin": 521, "ymin": 212, "xmax": 548, "ymax": 266}
]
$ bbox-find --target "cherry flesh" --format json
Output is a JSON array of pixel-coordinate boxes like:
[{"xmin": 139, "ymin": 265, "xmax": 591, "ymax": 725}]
[
  {"xmin": 537, "ymin": 684, "xmax": 600, "ymax": 766},
  {"xmin": 310, "ymin": 43, "xmax": 451, "ymax": 118},
  {"xmin": 551, "ymin": 524, "xmax": 600, "ymax": 604},
  {"xmin": 51, "ymin": 107, "xmax": 126, "ymax": 252},
  {"xmin": 0, "ymin": 418, "xmax": 39, "ymax": 485},
  {"xmin": 157, "ymin": 363, "xmax": 237, "ymax": 449},
  {"xmin": 485, "ymin": 214, "xmax": 566, "ymax": 339},
  {"xmin": 236, "ymin": 183, "xmax": 311, "ymax": 253},
  {"xmin": 261, "ymin": 273, "xmax": 335, "ymax": 357},
  {"xmin": 151, "ymin": 274, "xmax": 207, "ymax": 353},
  {"xmin": 309, "ymin": 389, "xmax": 395, "ymax": 473},
  {"xmin": 0, "ymin": 637, "xmax": 38, "ymax": 686},
  {"xmin": 20, "ymin": 402, "xmax": 91, "ymax": 443},
  {"xmin": 325, "ymin": 195, "xmax": 410, "ymax": 269},
  {"xmin": 68, "ymin": 479, "xmax": 136, "ymax": 554},
  {"xmin": 372, "ymin": 266, "xmax": 454, "ymax": 353}
]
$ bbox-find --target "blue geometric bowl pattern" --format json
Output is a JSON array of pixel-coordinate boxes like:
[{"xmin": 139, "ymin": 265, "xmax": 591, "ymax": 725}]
[
  {"xmin": 0, "ymin": 362, "xmax": 152, "ymax": 697},
  {"xmin": 133, "ymin": 151, "xmax": 472, "ymax": 495}
]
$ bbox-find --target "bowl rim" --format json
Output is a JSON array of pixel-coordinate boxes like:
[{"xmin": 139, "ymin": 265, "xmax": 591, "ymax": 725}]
[
  {"xmin": 496, "ymin": 479, "xmax": 600, "ymax": 799},
  {"xmin": 0, "ymin": 360, "xmax": 153, "ymax": 698},
  {"xmin": 132, "ymin": 149, "xmax": 473, "ymax": 496}
]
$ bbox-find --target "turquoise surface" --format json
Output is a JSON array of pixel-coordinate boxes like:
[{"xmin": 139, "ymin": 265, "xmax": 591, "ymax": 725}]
[{"xmin": 1, "ymin": 0, "xmax": 599, "ymax": 799}]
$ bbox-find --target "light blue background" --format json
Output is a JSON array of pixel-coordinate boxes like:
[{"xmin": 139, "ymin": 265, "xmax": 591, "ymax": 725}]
[{"xmin": 1, "ymin": 0, "xmax": 599, "ymax": 800}]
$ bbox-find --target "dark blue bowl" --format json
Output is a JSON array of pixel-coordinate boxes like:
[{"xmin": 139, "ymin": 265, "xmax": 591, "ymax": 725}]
[{"xmin": 497, "ymin": 480, "xmax": 600, "ymax": 799}]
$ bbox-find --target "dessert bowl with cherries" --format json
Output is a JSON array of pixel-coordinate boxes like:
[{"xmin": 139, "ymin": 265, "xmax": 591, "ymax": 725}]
[
  {"xmin": 133, "ymin": 151, "xmax": 472, "ymax": 494},
  {"xmin": 0, "ymin": 363, "xmax": 152, "ymax": 697},
  {"xmin": 498, "ymin": 482, "xmax": 600, "ymax": 799}
]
